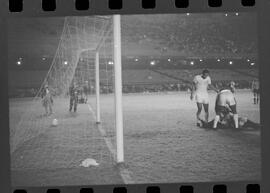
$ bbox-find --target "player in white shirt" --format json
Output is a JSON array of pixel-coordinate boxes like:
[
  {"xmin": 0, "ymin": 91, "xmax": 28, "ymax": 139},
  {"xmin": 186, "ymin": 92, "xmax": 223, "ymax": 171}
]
[{"xmin": 190, "ymin": 69, "xmax": 217, "ymax": 126}]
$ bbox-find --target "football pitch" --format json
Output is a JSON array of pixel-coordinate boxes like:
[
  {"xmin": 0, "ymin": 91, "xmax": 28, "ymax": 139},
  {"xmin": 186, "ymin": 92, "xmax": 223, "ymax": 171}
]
[{"xmin": 9, "ymin": 90, "xmax": 261, "ymax": 187}]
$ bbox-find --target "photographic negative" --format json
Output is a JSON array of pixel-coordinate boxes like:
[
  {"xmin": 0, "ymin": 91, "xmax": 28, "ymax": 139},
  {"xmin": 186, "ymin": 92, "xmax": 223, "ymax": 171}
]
[{"xmin": 8, "ymin": 13, "xmax": 260, "ymax": 187}]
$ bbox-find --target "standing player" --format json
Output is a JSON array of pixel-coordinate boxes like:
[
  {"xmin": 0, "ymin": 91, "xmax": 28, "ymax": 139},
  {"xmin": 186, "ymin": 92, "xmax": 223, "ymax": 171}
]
[
  {"xmin": 190, "ymin": 69, "xmax": 217, "ymax": 126},
  {"xmin": 69, "ymin": 82, "xmax": 79, "ymax": 112},
  {"xmin": 251, "ymin": 79, "xmax": 260, "ymax": 104},
  {"xmin": 41, "ymin": 84, "xmax": 53, "ymax": 116}
]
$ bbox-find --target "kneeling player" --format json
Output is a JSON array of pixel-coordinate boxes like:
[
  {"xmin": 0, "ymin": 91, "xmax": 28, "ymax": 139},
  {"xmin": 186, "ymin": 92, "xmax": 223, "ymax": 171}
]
[{"xmin": 213, "ymin": 89, "xmax": 238, "ymax": 129}]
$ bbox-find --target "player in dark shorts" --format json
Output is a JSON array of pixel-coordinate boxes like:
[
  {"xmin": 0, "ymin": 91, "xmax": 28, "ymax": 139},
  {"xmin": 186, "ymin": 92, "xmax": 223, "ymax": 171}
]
[{"xmin": 251, "ymin": 79, "xmax": 260, "ymax": 104}]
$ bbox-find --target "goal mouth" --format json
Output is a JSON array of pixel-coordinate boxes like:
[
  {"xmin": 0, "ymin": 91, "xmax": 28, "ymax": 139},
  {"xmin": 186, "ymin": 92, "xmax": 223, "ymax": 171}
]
[{"xmin": 10, "ymin": 16, "xmax": 124, "ymax": 168}]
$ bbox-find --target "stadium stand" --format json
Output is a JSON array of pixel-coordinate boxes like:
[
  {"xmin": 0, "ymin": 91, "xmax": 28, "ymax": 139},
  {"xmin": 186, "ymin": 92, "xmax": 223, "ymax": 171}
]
[{"xmin": 9, "ymin": 68, "xmax": 258, "ymax": 97}]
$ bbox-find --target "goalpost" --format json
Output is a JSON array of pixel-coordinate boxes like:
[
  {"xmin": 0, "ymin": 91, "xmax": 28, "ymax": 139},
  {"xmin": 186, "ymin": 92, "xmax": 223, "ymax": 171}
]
[
  {"xmin": 95, "ymin": 15, "xmax": 124, "ymax": 163},
  {"xmin": 113, "ymin": 15, "xmax": 124, "ymax": 163}
]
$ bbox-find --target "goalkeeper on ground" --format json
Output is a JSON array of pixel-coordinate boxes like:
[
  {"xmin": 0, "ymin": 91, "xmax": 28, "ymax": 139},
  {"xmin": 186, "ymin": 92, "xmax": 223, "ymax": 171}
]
[
  {"xmin": 198, "ymin": 88, "xmax": 260, "ymax": 130},
  {"xmin": 69, "ymin": 82, "xmax": 79, "ymax": 112}
]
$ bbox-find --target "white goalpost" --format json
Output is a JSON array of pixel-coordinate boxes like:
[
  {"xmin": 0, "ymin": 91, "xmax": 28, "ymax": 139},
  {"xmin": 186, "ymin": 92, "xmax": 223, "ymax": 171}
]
[
  {"xmin": 113, "ymin": 15, "xmax": 124, "ymax": 163},
  {"xmin": 95, "ymin": 15, "xmax": 124, "ymax": 163}
]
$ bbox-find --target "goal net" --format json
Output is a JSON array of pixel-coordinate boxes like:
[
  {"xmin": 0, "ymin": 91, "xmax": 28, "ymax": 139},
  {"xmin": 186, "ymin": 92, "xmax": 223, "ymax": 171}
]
[{"xmin": 10, "ymin": 16, "xmax": 120, "ymax": 171}]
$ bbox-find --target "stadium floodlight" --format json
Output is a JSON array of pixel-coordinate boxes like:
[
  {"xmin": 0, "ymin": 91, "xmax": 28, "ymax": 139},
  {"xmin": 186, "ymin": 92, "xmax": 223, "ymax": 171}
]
[
  {"xmin": 150, "ymin": 61, "xmax": 156, "ymax": 66},
  {"xmin": 229, "ymin": 61, "xmax": 233, "ymax": 65}
]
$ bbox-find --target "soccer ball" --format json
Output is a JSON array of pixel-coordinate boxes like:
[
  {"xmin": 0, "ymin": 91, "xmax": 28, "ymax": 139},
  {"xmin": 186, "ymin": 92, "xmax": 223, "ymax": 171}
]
[{"xmin": 52, "ymin": 118, "xmax": 58, "ymax": 127}]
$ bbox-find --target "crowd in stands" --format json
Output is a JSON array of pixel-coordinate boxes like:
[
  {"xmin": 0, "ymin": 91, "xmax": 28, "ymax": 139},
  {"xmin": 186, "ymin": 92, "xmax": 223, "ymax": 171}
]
[{"xmin": 123, "ymin": 14, "xmax": 257, "ymax": 57}]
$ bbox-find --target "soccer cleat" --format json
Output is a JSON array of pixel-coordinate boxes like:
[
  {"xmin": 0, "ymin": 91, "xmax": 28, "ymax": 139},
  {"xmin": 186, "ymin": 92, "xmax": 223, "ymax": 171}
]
[{"xmin": 196, "ymin": 120, "xmax": 202, "ymax": 127}]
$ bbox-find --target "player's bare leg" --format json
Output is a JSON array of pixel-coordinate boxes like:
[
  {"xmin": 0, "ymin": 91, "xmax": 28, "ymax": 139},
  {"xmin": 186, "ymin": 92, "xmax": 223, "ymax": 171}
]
[
  {"xmin": 256, "ymin": 93, "xmax": 259, "ymax": 104},
  {"xmin": 45, "ymin": 105, "xmax": 49, "ymax": 116},
  {"xmin": 213, "ymin": 115, "xmax": 220, "ymax": 129},
  {"xmin": 253, "ymin": 92, "xmax": 257, "ymax": 104},
  {"xmin": 69, "ymin": 98, "xmax": 73, "ymax": 112},
  {"xmin": 49, "ymin": 103, "xmax": 53, "ymax": 115},
  {"xmin": 203, "ymin": 103, "xmax": 209, "ymax": 122},
  {"xmin": 229, "ymin": 104, "xmax": 238, "ymax": 129},
  {"xmin": 196, "ymin": 103, "xmax": 203, "ymax": 126},
  {"xmin": 74, "ymin": 97, "xmax": 78, "ymax": 112},
  {"xmin": 233, "ymin": 114, "xmax": 239, "ymax": 129}
]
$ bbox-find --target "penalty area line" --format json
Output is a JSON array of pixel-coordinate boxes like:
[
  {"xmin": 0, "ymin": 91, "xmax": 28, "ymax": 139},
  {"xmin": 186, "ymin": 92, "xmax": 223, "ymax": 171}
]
[{"xmin": 87, "ymin": 103, "xmax": 134, "ymax": 184}]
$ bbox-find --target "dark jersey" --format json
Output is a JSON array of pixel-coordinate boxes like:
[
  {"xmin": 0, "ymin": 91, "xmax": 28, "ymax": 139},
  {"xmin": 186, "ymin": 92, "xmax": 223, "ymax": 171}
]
[{"xmin": 69, "ymin": 86, "xmax": 79, "ymax": 98}]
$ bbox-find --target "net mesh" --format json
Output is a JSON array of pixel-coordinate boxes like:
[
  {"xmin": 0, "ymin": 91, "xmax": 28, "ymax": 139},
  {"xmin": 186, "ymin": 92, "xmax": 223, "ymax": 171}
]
[{"xmin": 10, "ymin": 16, "xmax": 117, "ymax": 171}]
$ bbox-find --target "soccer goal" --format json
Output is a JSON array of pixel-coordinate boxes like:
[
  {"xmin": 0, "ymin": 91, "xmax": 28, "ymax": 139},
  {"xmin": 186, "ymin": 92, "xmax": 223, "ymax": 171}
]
[{"xmin": 10, "ymin": 15, "xmax": 124, "ymax": 166}]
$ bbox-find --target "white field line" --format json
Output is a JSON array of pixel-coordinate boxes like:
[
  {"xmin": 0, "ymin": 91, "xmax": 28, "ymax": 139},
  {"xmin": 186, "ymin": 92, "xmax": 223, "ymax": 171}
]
[
  {"xmin": 87, "ymin": 104, "xmax": 116, "ymax": 158},
  {"xmin": 87, "ymin": 103, "xmax": 134, "ymax": 184}
]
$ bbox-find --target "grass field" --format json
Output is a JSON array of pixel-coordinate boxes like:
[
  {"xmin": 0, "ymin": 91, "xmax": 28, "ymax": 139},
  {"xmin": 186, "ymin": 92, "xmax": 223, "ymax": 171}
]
[{"xmin": 9, "ymin": 90, "xmax": 261, "ymax": 187}]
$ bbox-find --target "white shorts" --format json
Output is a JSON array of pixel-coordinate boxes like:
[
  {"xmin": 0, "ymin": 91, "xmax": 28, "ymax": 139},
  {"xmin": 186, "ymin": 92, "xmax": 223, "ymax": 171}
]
[
  {"xmin": 218, "ymin": 90, "xmax": 236, "ymax": 106},
  {"xmin": 195, "ymin": 92, "xmax": 209, "ymax": 104}
]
